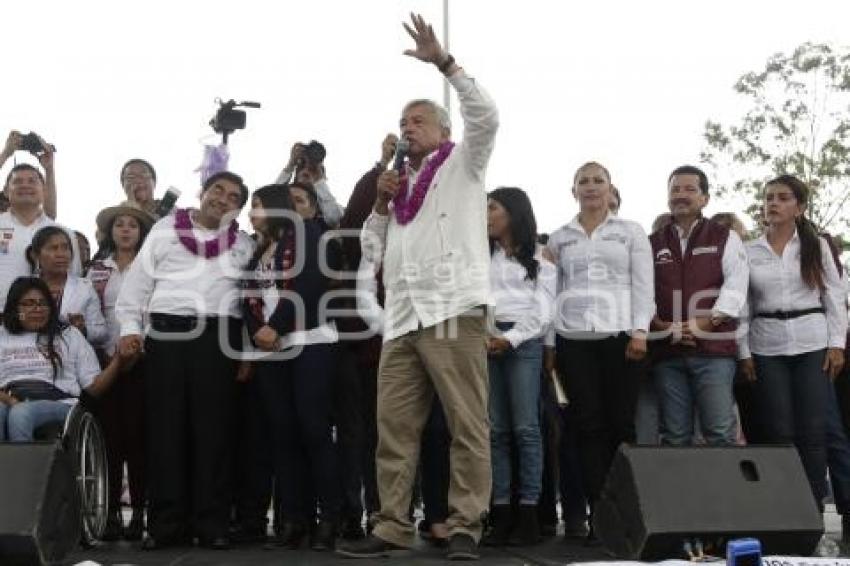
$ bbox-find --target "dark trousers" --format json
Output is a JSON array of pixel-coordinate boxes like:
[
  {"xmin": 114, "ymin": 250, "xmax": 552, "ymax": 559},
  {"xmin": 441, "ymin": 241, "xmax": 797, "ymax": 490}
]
[
  {"xmin": 421, "ymin": 399, "xmax": 451, "ymax": 525},
  {"xmin": 335, "ymin": 344, "xmax": 365, "ymax": 523},
  {"xmin": 836, "ymin": 364, "xmax": 850, "ymax": 438},
  {"xmin": 537, "ymin": 380, "xmax": 560, "ymax": 526},
  {"xmin": 753, "ymin": 349, "xmax": 829, "ymax": 507},
  {"xmin": 144, "ymin": 316, "xmax": 240, "ymax": 541},
  {"xmin": 555, "ymin": 334, "xmax": 639, "ymax": 505},
  {"xmin": 360, "ymin": 361, "xmax": 380, "ymax": 517},
  {"xmin": 255, "ymin": 342, "xmax": 340, "ymax": 523},
  {"xmin": 826, "ymin": 381, "xmax": 850, "ymax": 516},
  {"xmin": 234, "ymin": 377, "xmax": 273, "ymax": 533},
  {"xmin": 99, "ymin": 358, "xmax": 147, "ymax": 514}
]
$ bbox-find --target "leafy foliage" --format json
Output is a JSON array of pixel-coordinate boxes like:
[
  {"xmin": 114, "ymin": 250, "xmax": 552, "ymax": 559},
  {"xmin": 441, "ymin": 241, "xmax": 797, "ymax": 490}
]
[{"xmin": 701, "ymin": 43, "xmax": 850, "ymax": 244}]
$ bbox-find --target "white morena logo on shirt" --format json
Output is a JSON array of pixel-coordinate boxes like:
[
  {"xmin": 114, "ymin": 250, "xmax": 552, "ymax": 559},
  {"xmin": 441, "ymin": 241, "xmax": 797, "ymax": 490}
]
[
  {"xmin": 692, "ymin": 245, "xmax": 718, "ymax": 255},
  {"xmin": 655, "ymin": 248, "xmax": 674, "ymax": 264}
]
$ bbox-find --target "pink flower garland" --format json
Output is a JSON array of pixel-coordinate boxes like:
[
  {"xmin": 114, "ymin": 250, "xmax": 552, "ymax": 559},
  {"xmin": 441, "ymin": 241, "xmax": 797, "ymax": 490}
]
[
  {"xmin": 393, "ymin": 141, "xmax": 455, "ymax": 225},
  {"xmin": 174, "ymin": 208, "xmax": 238, "ymax": 259}
]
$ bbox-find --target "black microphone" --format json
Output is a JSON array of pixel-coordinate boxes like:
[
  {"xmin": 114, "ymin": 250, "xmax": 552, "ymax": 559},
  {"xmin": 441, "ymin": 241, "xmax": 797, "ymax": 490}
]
[{"xmin": 392, "ymin": 139, "xmax": 410, "ymax": 172}]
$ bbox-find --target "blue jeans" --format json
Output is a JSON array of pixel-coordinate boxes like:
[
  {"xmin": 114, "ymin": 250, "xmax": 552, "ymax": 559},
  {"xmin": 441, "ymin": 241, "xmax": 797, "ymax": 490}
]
[
  {"xmin": 488, "ymin": 334, "xmax": 543, "ymax": 505},
  {"xmin": 0, "ymin": 400, "xmax": 72, "ymax": 442},
  {"xmin": 753, "ymin": 350, "xmax": 829, "ymax": 505},
  {"xmin": 654, "ymin": 356, "xmax": 737, "ymax": 446},
  {"xmin": 826, "ymin": 374, "xmax": 850, "ymax": 515}
]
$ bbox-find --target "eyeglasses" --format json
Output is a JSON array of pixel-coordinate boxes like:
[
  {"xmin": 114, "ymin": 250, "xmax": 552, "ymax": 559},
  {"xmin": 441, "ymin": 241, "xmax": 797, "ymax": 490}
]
[
  {"xmin": 122, "ymin": 174, "xmax": 153, "ymax": 184},
  {"xmin": 19, "ymin": 299, "xmax": 49, "ymax": 309}
]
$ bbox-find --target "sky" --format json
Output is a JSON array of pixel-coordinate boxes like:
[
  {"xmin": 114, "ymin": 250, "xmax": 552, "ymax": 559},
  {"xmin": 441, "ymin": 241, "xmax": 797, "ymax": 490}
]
[{"xmin": 2, "ymin": 0, "xmax": 849, "ymax": 244}]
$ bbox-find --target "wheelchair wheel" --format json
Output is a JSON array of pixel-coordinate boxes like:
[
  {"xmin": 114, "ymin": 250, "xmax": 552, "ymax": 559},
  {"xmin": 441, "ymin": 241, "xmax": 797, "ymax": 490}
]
[{"xmin": 63, "ymin": 404, "xmax": 109, "ymax": 546}]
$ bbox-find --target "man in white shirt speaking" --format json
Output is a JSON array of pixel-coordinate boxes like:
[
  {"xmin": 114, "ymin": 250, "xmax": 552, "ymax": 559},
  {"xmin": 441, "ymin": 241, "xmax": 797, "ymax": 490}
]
[{"xmin": 337, "ymin": 13, "xmax": 498, "ymax": 562}]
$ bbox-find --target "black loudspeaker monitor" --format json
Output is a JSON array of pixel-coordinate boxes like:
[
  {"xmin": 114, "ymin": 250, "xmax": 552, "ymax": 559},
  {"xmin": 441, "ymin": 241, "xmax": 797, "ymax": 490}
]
[
  {"xmin": 593, "ymin": 445, "xmax": 823, "ymax": 560},
  {"xmin": 0, "ymin": 442, "xmax": 81, "ymax": 566}
]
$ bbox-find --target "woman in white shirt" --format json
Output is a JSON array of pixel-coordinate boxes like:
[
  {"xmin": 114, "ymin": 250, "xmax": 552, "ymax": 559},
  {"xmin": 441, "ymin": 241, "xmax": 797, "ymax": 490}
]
[
  {"xmin": 483, "ymin": 187, "xmax": 555, "ymax": 547},
  {"xmin": 544, "ymin": 162, "xmax": 654, "ymax": 529},
  {"xmin": 0, "ymin": 277, "xmax": 126, "ymax": 441},
  {"xmin": 86, "ymin": 201, "xmax": 154, "ymax": 541},
  {"xmin": 739, "ymin": 175, "xmax": 847, "ymax": 509},
  {"xmin": 27, "ymin": 226, "xmax": 107, "ymax": 346}
]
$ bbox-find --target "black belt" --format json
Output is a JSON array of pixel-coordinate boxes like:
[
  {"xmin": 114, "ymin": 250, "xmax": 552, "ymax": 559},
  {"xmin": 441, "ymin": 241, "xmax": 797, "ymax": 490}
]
[
  {"xmin": 150, "ymin": 313, "xmax": 238, "ymax": 332},
  {"xmin": 755, "ymin": 307, "xmax": 824, "ymax": 320}
]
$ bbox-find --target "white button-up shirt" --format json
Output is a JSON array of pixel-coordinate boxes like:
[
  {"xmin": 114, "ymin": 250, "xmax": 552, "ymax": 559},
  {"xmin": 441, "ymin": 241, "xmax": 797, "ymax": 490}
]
[
  {"xmin": 547, "ymin": 212, "xmax": 655, "ymax": 335},
  {"xmin": 672, "ymin": 222, "xmax": 749, "ymax": 318},
  {"xmin": 739, "ymin": 232, "xmax": 848, "ymax": 358},
  {"xmin": 86, "ymin": 257, "xmax": 126, "ymax": 355},
  {"xmin": 361, "ymin": 70, "xmax": 499, "ymax": 342},
  {"xmin": 0, "ymin": 210, "xmax": 81, "ymax": 310},
  {"xmin": 490, "ymin": 245, "xmax": 556, "ymax": 347},
  {"xmin": 58, "ymin": 275, "xmax": 108, "ymax": 346},
  {"xmin": 116, "ymin": 213, "xmax": 255, "ymax": 337}
]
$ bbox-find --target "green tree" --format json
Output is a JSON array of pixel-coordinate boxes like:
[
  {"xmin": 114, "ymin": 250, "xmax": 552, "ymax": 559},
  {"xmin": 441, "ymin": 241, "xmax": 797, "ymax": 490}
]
[{"xmin": 701, "ymin": 42, "xmax": 850, "ymax": 248}]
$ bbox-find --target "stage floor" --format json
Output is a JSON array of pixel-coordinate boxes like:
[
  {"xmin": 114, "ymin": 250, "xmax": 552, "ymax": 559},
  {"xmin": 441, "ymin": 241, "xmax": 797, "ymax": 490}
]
[{"xmin": 67, "ymin": 507, "xmax": 844, "ymax": 566}]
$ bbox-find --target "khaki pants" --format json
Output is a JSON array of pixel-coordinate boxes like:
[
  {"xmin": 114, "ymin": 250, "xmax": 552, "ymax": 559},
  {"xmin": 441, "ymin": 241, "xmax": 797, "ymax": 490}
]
[{"xmin": 372, "ymin": 309, "xmax": 491, "ymax": 547}]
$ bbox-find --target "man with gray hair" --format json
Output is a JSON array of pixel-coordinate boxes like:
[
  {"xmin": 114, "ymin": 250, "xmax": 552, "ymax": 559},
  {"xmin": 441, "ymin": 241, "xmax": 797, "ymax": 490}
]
[{"xmin": 336, "ymin": 12, "xmax": 498, "ymax": 561}]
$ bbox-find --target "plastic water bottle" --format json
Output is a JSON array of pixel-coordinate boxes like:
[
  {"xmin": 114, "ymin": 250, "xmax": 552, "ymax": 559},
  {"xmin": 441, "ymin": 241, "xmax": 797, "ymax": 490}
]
[{"xmin": 815, "ymin": 535, "xmax": 840, "ymax": 558}]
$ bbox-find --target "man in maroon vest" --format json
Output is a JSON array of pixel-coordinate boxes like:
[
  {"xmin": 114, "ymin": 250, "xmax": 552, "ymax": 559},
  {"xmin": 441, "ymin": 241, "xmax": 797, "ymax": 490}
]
[{"xmin": 649, "ymin": 165, "xmax": 749, "ymax": 446}]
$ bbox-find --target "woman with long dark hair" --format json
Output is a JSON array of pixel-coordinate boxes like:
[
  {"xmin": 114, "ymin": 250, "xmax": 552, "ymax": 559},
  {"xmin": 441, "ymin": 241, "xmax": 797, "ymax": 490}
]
[
  {"xmin": 87, "ymin": 201, "xmax": 155, "ymax": 540},
  {"xmin": 545, "ymin": 162, "xmax": 654, "ymax": 540},
  {"xmin": 242, "ymin": 182, "xmax": 341, "ymax": 552},
  {"xmin": 27, "ymin": 226, "xmax": 107, "ymax": 346},
  {"xmin": 0, "ymin": 277, "xmax": 127, "ymax": 441},
  {"xmin": 482, "ymin": 187, "xmax": 555, "ymax": 546},
  {"xmin": 739, "ymin": 175, "xmax": 847, "ymax": 508}
]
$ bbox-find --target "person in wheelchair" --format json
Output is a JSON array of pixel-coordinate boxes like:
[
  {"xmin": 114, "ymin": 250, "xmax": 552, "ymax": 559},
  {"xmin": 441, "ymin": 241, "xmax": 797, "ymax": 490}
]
[{"xmin": 0, "ymin": 277, "xmax": 131, "ymax": 442}]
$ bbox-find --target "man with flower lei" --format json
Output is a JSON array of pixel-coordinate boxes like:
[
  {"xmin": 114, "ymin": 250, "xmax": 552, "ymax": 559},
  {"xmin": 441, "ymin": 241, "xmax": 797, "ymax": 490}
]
[
  {"xmin": 115, "ymin": 171, "xmax": 254, "ymax": 551},
  {"xmin": 337, "ymin": 12, "xmax": 499, "ymax": 562}
]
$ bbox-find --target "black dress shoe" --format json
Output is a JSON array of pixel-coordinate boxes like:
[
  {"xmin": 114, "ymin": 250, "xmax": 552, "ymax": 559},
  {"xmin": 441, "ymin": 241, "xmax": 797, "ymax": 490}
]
[{"xmin": 335, "ymin": 535, "xmax": 408, "ymax": 558}]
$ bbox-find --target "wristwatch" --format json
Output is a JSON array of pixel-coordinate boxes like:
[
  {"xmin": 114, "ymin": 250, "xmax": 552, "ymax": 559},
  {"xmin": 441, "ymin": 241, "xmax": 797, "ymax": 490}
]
[{"xmin": 438, "ymin": 54, "xmax": 456, "ymax": 74}]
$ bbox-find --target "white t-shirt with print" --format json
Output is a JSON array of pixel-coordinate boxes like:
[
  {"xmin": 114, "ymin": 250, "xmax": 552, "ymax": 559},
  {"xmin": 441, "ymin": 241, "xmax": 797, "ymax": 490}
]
[{"xmin": 0, "ymin": 326, "xmax": 100, "ymax": 403}]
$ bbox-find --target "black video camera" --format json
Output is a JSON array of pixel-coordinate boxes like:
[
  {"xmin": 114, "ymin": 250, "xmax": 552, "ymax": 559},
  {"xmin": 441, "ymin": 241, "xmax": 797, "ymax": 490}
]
[
  {"xmin": 209, "ymin": 99, "xmax": 261, "ymax": 142},
  {"xmin": 20, "ymin": 132, "xmax": 56, "ymax": 155},
  {"xmin": 298, "ymin": 140, "xmax": 326, "ymax": 169}
]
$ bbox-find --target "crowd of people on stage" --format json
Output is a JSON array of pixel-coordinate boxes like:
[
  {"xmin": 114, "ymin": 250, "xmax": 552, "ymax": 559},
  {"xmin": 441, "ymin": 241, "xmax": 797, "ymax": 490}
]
[{"xmin": 0, "ymin": 13, "xmax": 848, "ymax": 562}]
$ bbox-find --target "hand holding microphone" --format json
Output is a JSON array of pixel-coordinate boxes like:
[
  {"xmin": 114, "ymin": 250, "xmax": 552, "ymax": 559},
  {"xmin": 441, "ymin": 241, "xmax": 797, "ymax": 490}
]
[{"xmin": 375, "ymin": 139, "xmax": 409, "ymax": 215}]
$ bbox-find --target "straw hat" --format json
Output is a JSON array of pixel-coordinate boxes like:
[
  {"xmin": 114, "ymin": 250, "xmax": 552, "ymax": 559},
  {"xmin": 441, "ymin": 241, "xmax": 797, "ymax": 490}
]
[{"xmin": 95, "ymin": 200, "xmax": 156, "ymax": 235}]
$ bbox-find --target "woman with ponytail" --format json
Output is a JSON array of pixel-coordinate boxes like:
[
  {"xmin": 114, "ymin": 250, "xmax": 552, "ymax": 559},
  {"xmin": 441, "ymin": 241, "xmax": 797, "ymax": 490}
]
[
  {"xmin": 482, "ymin": 187, "xmax": 555, "ymax": 547},
  {"xmin": 739, "ymin": 174, "xmax": 848, "ymax": 509}
]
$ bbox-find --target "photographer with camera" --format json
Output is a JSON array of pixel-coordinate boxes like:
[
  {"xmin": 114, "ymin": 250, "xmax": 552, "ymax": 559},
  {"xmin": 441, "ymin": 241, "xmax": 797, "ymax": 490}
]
[
  {"xmin": 0, "ymin": 131, "xmax": 57, "ymax": 220},
  {"xmin": 275, "ymin": 141, "xmax": 344, "ymax": 227},
  {"xmin": 0, "ymin": 131, "xmax": 81, "ymax": 312}
]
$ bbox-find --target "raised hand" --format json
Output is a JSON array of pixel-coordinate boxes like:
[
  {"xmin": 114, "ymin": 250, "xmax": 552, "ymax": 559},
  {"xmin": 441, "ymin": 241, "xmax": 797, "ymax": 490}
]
[
  {"xmin": 1, "ymin": 130, "xmax": 22, "ymax": 159},
  {"xmin": 36, "ymin": 133, "xmax": 55, "ymax": 170},
  {"xmin": 402, "ymin": 13, "xmax": 447, "ymax": 65}
]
